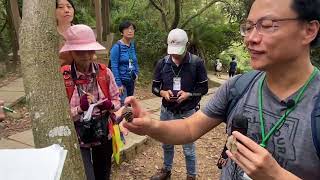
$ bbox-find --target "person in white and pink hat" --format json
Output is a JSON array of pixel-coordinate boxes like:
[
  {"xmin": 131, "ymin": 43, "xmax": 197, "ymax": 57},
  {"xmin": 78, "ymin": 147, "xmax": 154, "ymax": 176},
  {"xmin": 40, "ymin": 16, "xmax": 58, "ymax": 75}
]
[{"xmin": 60, "ymin": 24, "xmax": 121, "ymax": 180}]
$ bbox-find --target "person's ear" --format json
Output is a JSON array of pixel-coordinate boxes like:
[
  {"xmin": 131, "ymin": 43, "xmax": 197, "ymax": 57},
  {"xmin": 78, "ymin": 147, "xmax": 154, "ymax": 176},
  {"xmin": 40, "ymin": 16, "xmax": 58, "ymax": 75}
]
[{"xmin": 302, "ymin": 20, "xmax": 320, "ymax": 46}]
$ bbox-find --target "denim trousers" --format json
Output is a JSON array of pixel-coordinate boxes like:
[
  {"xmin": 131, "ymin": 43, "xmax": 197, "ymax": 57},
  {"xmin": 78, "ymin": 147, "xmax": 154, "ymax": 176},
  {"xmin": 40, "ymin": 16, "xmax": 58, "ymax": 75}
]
[
  {"xmin": 120, "ymin": 79, "xmax": 135, "ymax": 105},
  {"xmin": 160, "ymin": 105, "xmax": 197, "ymax": 176}
]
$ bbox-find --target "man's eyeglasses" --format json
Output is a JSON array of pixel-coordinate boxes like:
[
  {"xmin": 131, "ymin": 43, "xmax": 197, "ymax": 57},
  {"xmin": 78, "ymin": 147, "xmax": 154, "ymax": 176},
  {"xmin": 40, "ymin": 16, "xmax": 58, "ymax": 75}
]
[{"xmin": 240, "ymin": 17, "xmax": 300, "ymax": 37}]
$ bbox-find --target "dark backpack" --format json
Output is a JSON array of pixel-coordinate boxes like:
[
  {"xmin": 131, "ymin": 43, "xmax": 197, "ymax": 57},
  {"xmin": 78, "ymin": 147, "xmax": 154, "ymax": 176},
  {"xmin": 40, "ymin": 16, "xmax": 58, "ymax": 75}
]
[
  {"xmin": 159, "ymin": 53, "xmax": 201, "ymax": 76},
  {"xmin": 226, "ymin": 71, "xmax": 320, "ymax": 159}
]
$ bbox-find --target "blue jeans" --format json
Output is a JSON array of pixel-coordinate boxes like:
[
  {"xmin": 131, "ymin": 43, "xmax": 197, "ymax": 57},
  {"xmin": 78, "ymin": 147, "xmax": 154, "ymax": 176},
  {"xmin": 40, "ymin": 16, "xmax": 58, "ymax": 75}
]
[
  {"xmin": 160, "ymin": 106, "xmax": 197, "ymax": 176},
  {"xmin": 120, "ymin": 79, "xmax": 135, "ymax": 105}
]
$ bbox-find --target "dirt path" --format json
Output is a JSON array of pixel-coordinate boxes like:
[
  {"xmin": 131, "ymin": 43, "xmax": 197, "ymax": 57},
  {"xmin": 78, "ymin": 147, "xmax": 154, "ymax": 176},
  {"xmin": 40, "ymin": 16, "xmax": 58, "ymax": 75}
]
[{"xmin": 114, "ymin": 124, "xmax": 227, "ymax": 180}]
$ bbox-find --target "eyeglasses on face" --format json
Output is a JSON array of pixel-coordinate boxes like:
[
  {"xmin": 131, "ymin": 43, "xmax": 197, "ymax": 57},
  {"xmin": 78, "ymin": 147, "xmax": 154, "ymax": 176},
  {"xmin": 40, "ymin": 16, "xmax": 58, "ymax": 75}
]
[{"xmin": 240, "ymin": 17, "xmax": 300, "ymax": 36}]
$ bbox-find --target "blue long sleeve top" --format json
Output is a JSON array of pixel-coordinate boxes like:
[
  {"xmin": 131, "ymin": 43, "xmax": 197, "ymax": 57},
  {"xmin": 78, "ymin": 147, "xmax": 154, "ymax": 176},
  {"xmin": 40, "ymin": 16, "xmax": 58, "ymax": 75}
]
[{"xmin": 109, "ymin": 40, "xmax": 139, "ymax": 87}]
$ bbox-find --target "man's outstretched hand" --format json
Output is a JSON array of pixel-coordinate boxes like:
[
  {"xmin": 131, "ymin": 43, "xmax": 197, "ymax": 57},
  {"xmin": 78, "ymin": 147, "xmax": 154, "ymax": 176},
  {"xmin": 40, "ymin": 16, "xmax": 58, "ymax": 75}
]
[{"xmin": 122, "ymin": 96, "xmax": 157, "ymax": 136}]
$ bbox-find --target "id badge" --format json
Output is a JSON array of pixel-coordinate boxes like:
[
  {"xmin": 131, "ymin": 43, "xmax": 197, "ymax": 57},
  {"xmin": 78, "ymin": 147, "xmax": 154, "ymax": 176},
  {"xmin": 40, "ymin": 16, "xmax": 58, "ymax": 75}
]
[
  {"xmin": 129, "ymin": 59, "xmax": 133, "ymax": 69},
  {"xmin": 173, "ymin": 77, "xmax": 181, "ymax": 91}
]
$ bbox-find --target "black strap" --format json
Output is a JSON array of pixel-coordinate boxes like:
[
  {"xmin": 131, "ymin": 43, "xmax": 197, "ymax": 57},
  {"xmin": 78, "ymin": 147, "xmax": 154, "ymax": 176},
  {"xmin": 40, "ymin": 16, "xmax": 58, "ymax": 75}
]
[
  {"xmin": 217, "ymin": 71, "xmax": 262, "ymax": 169},
  {"xmin": 226, "ymin": 71, "xmax": 263, "ymax": 117},
  {"xmin": 311, "ymin": 93, "xmax": 320, "ymax": 159},
  {"xmin": 70, "ymin": 62, "xmax": 99, "ymax": 97}
]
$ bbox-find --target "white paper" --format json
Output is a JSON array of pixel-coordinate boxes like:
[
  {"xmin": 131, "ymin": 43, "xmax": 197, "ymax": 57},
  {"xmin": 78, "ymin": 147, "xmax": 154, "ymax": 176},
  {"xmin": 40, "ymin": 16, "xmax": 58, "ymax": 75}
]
[
  {"xmin": 83, "ymin": 98, "xmax": 108, "ymax": 121},
  {"xmin": 0, "ymin": 144, "xmax": 67, "ymax": 180}
]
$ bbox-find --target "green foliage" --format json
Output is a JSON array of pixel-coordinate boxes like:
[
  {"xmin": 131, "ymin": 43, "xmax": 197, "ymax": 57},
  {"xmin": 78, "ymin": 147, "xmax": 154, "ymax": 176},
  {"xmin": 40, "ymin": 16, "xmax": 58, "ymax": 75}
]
[
  {"xmin": 74, "ymin": 6, "xmax": 95, "ymax": 26},
  {"xmin": 219, "ymin": 43, "xmax": 251, "ymax": 73}
]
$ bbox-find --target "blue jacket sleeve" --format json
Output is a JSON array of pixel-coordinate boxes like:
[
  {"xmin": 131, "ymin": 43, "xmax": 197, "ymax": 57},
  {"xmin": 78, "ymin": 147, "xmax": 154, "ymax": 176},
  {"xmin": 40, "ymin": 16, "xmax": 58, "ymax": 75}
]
[{"xmin": 110, "ymin": 43, "xmax": 122, "ymax": 87}]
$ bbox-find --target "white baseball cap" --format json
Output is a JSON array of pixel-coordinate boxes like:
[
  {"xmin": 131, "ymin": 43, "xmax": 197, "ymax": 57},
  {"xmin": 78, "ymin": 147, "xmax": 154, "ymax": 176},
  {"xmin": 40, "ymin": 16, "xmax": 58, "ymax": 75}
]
[{"xmin": 167, "ymin": 28, "xmax": 188, "ymax": 55}]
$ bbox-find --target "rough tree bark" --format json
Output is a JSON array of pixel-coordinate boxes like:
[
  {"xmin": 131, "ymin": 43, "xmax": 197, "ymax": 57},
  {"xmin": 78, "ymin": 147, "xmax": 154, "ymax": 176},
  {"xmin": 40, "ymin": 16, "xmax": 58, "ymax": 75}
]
[{"xmin": 19, "ymin": 0, "xmax": 85, "ymax": 179}]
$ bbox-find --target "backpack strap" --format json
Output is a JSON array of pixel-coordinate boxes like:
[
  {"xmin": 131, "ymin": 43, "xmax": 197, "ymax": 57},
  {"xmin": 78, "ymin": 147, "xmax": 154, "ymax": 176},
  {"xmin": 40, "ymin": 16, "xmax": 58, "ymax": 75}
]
[
  {"xmin": 311, "ymin": 93, "xmax": 320, "ymax": 159},
  {"xmin": 226, "ymin": 70, "xmax": 263, "ymax": 117},
  {"xmin": 217, "ymin": 70, "xmax": 263, "ymax": 169},
  {"xmin": 60, "ymin": 63, "xmax": 111, "ymax": 101},
  {"xmin": 161, "ymin": 53, "xmax": 200, "ymax": 74},
  {"xmin": 97, "ymin": 63, "xmax": 111, "ymax": 100},
  {"xmin": 61, "ymin": 65, "xmax": 75, "ymax": 102}
]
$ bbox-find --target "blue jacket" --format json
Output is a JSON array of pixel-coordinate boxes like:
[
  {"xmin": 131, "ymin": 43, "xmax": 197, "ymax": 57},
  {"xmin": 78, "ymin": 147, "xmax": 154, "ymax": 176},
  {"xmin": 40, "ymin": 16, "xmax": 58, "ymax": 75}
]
[{"xmin": 110, "ymin": 40, "xmax": 139, "ymax": 87}]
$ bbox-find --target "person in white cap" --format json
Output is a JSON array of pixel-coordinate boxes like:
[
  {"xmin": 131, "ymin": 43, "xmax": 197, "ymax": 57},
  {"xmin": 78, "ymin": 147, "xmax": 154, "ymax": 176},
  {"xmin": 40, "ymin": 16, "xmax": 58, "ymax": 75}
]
[
  {"xmin": 60, "ymin": 24, "xmax": 122, "ymax": 180},
  {"xmin": 149, "ymin": 28, "xmax": 208, "ymax": 180}
]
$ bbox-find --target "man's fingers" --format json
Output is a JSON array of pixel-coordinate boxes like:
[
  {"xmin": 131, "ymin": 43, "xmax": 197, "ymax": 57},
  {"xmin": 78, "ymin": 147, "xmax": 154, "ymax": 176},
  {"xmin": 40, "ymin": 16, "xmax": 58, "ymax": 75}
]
[
  {"xmin": 124, "ymin": 96, "xmax": 144, "ymax": 118},
  {"xmin": 122, "ymin": 118, "xmax": 148, "ymax": 135},
  {"xmin": 232, "ymin": 131, "xmax": 262, "ymax": 153},
  {"xmin": 177, "ymin": 91, "xmax": 183, "ymax": 96},
  {"xmin": 226, "ymin": 150, "xmax": 253, "ymax": 175},
  {"xmin": 234, "ymin": 141, "xmax": 258, "ymax": 167}
]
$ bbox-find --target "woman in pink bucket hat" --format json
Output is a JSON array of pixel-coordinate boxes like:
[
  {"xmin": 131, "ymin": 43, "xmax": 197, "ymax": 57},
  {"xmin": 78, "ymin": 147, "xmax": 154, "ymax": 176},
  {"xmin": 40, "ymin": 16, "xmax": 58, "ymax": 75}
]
[{"xmin": 60, "ymin": 24, "xmax": 122, "ymax": 180}]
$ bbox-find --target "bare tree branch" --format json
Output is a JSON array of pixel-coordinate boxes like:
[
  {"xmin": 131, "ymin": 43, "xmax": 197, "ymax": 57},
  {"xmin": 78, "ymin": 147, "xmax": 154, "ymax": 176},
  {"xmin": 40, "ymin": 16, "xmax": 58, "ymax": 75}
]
[
  {"xmin": 0, "ymin": 19, "xmax": 7, "ymax": 33},
  {"xmin": 149, "ymin": 0, "xmax": 169, "ymax": 31},
  {"xmin": 170, "ymin": 0, "xmax": 180, "ymax": 30},
  {"xmin": 181, "ymin": 0, "xmax": 226, "ymax": 28}
]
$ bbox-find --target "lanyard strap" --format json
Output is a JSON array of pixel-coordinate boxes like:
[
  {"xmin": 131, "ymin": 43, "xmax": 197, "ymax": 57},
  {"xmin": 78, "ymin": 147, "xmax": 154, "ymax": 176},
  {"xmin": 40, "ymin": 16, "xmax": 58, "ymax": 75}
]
[
  {"xmin": 170, "ymin": 53, "xmax": 190, "ymax": 77},
  {"xmin": 258, "ymin": 67, "xmax": 319, "ymax": 147}
]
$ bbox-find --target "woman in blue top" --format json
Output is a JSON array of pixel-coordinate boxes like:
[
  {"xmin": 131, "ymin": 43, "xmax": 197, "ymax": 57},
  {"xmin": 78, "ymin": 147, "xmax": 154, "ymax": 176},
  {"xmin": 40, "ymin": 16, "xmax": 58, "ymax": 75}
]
[{"xmin": 110, "ymin": 21, "xmax": 139, "ymax": 105}]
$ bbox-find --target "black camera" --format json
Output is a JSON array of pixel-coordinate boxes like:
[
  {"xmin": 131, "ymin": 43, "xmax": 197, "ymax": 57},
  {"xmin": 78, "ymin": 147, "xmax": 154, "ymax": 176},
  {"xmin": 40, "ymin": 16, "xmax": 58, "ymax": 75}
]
[{"xmin": 75, "ymin": 115, "xmax": 108, "ymax": 144}]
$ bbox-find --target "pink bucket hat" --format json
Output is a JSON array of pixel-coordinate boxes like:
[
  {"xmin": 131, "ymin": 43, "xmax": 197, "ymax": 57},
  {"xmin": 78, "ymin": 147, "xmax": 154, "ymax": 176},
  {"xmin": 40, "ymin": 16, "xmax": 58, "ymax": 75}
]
[{"xmin": 59, "ymin": 24, "xmax": 106, "ymax": 53}]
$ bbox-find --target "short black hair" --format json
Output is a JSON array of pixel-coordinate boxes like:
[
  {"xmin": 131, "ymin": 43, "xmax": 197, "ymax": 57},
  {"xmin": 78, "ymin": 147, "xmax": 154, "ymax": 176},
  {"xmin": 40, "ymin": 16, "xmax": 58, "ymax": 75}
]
[
  {"xmin": 119, "ymin": 21, "xmax": 136, "ymax": 33},
  {"xmin": 56, "ymin": 0, "xmax": 76, "ymax": 12},
  {"xmin": 291, "ymin": 0, "xmax": 320, "ymax": 48},
  {"xmin": 56, "ymin": 0, "xmax": 76, "ymax": 24}
]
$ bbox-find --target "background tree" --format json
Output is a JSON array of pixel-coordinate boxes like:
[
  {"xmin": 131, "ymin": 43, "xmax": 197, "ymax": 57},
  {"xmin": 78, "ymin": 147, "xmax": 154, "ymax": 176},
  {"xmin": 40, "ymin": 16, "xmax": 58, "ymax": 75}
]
[{"xmin": 19, "ymin": 0, "xmax": 85, "ymax": 179}]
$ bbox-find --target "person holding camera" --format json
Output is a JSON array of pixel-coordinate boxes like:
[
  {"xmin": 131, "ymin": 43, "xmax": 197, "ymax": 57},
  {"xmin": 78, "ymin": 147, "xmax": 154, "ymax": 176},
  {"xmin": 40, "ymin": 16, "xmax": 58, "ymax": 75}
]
[
  {"xmin": 151, "ymin": 28, "xmax": 208, "ymax": 180},
  {"xmin": 60, "ymin": 24, "xmax": 121, "ymax": 180}
]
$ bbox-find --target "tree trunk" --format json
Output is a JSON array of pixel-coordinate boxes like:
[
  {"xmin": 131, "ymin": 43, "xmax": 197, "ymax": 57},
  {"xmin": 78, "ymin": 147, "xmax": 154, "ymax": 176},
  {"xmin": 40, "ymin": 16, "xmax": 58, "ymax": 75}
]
[
  {"xmin": 19, "ymin": 0, "xmax": 86, "ymax": 179},
  {"xmin": 149, "ymin": 0, "xmax": 169, "ymax": 31},
  {"xmin": 170, "ymin": 0, "xmax": 181, "ymax": 30},
  {"xmin": 94, "ymin": 0, "xmax": 102, "ymax": 42},
  {"xmin": 6, "ymin": 0, "xmax": 20, "ymax": 70},
  {"xmin": 102, "ymin": 0, "xmax": 111, "ymax": 41},
  {"xmin": 9, "ymin": 0, "xmax": 21, "ymax": 38}
]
